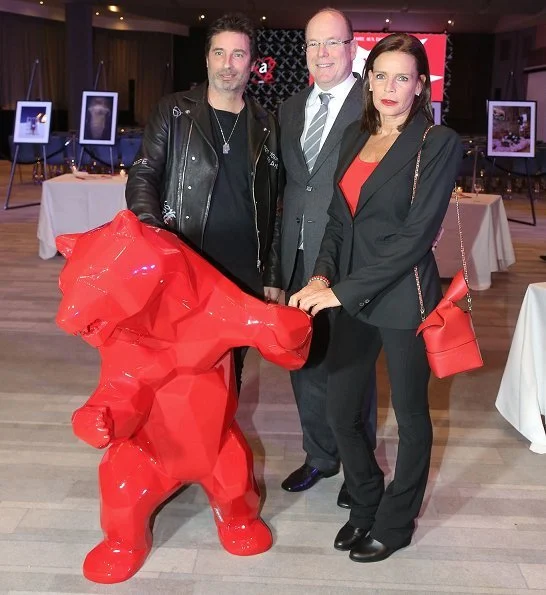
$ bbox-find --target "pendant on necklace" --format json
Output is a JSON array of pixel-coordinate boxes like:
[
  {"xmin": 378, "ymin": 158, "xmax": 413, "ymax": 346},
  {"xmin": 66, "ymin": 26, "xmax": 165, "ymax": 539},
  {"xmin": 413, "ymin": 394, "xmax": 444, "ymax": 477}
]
[{"xmin": 223, "ymin": 142, "xmax": 230, "ymax": 154}]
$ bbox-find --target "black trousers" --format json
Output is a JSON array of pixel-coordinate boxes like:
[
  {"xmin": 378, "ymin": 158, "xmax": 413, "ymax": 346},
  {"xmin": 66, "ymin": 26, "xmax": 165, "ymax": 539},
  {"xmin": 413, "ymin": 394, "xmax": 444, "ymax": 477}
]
[
  {"xmin": 326, "ymin": 309, "xmax": 432, "ymax": 549},
  {"xmin": 233, "ymin": 347, "xmax": 248, "ymax": 395},
  {"xmin": 287, "ymin": 250, "xmax": 377, "ymax": 472}
]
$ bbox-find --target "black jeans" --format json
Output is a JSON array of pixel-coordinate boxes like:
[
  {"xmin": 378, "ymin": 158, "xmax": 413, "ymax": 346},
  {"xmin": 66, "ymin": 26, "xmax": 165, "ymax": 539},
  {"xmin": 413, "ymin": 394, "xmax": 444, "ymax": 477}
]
[
  {"xmin": 233, "ymin": 346, "xmax": 248, "ymax": 395},
  {"xmin": 326, "ymin": 309, "xmax": 432, "ymax": 548}
]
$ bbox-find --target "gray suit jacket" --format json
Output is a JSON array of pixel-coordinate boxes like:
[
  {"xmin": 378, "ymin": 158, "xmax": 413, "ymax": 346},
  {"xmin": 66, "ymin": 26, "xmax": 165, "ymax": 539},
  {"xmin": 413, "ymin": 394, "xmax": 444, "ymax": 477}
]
[{"xmin": 277, "ymin": 75, "xmax": 363, "ymax": 290}]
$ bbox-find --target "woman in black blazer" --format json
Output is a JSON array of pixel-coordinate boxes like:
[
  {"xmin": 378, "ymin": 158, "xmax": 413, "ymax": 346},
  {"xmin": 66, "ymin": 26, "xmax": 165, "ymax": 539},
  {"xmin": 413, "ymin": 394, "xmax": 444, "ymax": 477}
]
[{"xmin": 289, "ymin": 34, "xmax": 462, "ymax": 563}]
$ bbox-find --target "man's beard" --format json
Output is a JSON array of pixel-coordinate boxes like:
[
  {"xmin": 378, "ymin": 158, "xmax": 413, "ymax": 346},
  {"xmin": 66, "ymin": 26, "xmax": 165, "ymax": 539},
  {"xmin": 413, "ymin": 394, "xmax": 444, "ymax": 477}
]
[{"xmin": 211, "ymin": 70, "xmax": 247, "ymax": 93}]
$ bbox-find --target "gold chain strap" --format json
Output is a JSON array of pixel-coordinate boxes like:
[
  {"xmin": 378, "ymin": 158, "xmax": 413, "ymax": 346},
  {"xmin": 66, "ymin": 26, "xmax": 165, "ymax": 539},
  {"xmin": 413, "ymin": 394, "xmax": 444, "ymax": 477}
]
[{"xmin": 412, "ymin": 126, "xmax": 472, "ymax": 322}]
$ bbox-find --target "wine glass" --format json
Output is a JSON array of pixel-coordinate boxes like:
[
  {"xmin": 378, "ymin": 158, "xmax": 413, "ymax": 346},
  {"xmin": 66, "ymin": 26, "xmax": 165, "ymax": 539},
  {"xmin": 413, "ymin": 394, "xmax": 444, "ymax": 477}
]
[{"xmin": 473, "ymin": 180, "xmax": 484, "ymax": 200}]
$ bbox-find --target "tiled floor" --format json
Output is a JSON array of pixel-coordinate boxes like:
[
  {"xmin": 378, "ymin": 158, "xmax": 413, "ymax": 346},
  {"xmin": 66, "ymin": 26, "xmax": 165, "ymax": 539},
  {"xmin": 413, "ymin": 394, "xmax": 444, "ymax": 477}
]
[{"xmin": 0, "ymin": 163, "xmax": 545, "ymax": 594}]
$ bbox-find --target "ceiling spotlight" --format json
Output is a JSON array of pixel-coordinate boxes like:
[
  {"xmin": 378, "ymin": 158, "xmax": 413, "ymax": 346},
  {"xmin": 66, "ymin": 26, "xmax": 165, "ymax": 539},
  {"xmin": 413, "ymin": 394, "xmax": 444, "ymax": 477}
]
[
  {"xmin": 385, "ymin": 18, "xmax": 391, "ymax": 23},
  {"xmin": 198, "ymin": 14, "xmax": 206, "ymax": 21},
  {"xmin": 261, "ymin": 15, "xmax": 267, "ymax": 21},
  {"xmin": 119, "ymin": 16, "xmax": 124, "ymax": 20},
  {"xmin": 95, "ymin": 11, "xmax": 100, "ymax": 16},
  {"xmin": 39, "ymin": 1, "xmax": 44, "ymax": 4},
  {"xmin": 108, "ymin": 5, "xmax": 120, "ymax": 12},
  {"xmin": 447, "ymin": 19, "xmax": 454, "ymax": 26}
]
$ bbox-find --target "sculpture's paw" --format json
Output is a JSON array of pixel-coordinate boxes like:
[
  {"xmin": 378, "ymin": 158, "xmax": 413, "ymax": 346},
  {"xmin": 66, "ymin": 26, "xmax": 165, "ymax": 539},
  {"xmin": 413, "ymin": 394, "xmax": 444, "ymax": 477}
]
[
  {"xmin": 72, "ymin": 406, "xmax": 113, "ymax": 449},
  {"xmin": 259, "ymin": 306, "xmax": 312, "ymax": 370},
  {"xmin": 274, "ymin": 306, "xmax": 312, "ymax": 350},
  {"xmin": 217, "ymin": 518, "xmax": 273, "ymax": 556},
  {"xmin": 83, "ymin": 539, "xmax": 150, "ymax": 584}
]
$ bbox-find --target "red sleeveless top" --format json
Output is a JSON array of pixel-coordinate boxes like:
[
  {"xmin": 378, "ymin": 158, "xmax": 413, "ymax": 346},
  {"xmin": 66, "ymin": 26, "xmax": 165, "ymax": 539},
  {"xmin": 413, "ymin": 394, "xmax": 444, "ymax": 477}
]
[{"xmin": 339, "ymin": 158, "xmax": 379, "ymax": 216}]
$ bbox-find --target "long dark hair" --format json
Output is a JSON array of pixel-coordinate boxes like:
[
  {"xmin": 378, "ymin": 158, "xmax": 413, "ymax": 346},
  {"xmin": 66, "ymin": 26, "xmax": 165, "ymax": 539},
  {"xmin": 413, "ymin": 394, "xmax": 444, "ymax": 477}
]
[
  {"xmin": 361, "ymin": 33, "xmax": 434, "ymax": 134},
  {"xmin": 205, "ymin": 13, "xmax": 258, "ymax": 62}
]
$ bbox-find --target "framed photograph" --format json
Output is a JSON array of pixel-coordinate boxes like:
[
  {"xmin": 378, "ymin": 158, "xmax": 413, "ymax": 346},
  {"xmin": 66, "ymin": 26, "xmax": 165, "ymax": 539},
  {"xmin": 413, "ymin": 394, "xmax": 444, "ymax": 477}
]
[
  {"xmin": 13, "ymin": 101, "xmax": 52, "ymax": 144},
  {"xmin": 487, "ymin": 100, "xmax": 536, "ymax": 158},
  {"xmin": 79, "ymin": 91, "xmax": 118, "ymax": 145},
  {"xmin": 431, "ymin": 101, "xmax": 442, "ymax": 125}
]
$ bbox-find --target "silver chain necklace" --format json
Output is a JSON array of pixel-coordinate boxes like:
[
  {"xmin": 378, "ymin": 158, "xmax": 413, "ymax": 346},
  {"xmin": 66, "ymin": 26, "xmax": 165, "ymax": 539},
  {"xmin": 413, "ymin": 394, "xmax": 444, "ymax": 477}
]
[{"xmin": 211, "ymin": 107, "xmax": 242, "ymax": 154}]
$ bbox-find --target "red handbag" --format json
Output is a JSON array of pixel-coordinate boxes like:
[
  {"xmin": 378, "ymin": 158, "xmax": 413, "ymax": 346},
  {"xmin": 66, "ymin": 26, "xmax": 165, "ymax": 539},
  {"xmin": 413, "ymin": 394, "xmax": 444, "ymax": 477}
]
[
  {"xmin": 411, "ymin": 128, "xmax": 484, "ymax": 378},
  {"xmin": 415, "ymin": 271, "xmax": 483, "ymax": 378}
]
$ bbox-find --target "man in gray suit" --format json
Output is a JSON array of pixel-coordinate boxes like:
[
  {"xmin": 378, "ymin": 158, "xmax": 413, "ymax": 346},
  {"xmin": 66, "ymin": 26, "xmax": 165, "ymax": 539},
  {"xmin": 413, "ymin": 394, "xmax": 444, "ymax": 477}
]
[{"xmin": 277, "ymin": 8, "xmax": 377, "ymax": 503}]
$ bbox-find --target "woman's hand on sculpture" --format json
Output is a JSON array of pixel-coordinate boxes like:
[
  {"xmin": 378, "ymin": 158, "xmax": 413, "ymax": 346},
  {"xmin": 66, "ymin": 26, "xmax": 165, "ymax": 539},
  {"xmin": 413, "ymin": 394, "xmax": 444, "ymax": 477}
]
[{"xmin": 288, "ymin": 281, "xmax": 341, "ymax": 316}]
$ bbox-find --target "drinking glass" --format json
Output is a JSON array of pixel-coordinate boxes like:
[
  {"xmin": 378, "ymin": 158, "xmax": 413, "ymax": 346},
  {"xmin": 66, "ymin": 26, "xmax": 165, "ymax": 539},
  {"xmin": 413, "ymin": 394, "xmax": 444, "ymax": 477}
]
[{"xmin": 473, "ymin": 180, "xmax": 483, "ymax": 200}]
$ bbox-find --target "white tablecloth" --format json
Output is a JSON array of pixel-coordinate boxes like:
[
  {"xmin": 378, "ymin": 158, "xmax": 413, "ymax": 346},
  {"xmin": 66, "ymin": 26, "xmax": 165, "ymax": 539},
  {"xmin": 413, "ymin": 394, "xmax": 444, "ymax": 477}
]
[
  {"xmin": 496, "ymin": 282, "xmax": 546, "ymax": 453},
  {"xmin": 434, "ymin": 194, "xmax": 515, "ymax": 290},
  {"xmin": 37, "ymin": 173, "xmax": 127, "ymax": 259}
]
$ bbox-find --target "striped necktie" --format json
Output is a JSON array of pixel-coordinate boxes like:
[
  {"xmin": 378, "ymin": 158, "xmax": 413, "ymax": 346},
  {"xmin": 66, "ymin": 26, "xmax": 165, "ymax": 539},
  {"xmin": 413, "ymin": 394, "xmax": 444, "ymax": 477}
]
[{"xmin": 303, "ymin": 92, "xmax": 331, "ymax": 172}]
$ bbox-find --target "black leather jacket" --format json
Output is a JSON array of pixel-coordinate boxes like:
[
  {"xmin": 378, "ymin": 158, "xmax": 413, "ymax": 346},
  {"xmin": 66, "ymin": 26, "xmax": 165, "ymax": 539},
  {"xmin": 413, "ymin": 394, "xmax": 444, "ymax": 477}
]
[{"xmin": 126, "ymin": 83, "xmax": 282, "ymax": 287}]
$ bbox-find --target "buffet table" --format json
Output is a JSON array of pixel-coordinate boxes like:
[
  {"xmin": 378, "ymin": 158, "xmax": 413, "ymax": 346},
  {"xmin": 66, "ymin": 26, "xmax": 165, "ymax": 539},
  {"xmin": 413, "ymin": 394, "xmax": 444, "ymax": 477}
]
[
  {"xmin": 496, "ymin": 282, "xmax": 546, "ymax": 453},
  {"xmin": 434, "ymin": 193, "xmax": 515, "ymax": 291},
  {"xmin": 37, "ymin": 173, "xmax": 127, "ymax": 259}
]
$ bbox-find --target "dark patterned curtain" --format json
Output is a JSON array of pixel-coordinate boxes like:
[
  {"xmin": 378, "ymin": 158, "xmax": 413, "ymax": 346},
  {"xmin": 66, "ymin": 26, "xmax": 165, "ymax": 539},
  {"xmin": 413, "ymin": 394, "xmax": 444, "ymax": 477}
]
[{"xmin": 247, "ymin": 29, "xmax": 308, "ymax": 114}]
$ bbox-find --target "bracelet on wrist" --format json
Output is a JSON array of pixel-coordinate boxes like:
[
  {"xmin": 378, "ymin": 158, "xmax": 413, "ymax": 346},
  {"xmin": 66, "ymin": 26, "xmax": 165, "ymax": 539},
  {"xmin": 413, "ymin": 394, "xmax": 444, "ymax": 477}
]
[{"xmin": 308, "ymin": 275, "xmax": 330, "ymax": 287}]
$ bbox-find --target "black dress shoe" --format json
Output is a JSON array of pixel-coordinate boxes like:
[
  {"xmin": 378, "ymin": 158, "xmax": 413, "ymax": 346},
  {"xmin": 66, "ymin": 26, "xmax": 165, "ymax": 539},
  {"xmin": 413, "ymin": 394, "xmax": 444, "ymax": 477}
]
[
  {"xmin": 540, "ymin": 255, "xmax": 546, "ymax": 262},
  {"xmin": 334, "ymin": 522, "xmax": 369, "ymax": 551},
  {"xmin": 281, "ymin": 464, "xmax": 338, "ymax": 492},
  {"xmin": 337, "ymin": 482, "xmax": 352, "ymax": 509},
  {"xmin": 349, "ymin": 535, "xmax": 410, "ymax": 563}
]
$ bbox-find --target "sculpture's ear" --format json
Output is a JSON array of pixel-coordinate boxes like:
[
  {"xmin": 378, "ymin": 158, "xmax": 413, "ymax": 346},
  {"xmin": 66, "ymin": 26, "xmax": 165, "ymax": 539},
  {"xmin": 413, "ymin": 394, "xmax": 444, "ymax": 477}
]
[
  {"xmin": 110, "ymin": 209, "xmax": 143, "ymax": 237},
  {"xmin": 56, "ymin": 233, "xmax": 80, "ymax": 259}
]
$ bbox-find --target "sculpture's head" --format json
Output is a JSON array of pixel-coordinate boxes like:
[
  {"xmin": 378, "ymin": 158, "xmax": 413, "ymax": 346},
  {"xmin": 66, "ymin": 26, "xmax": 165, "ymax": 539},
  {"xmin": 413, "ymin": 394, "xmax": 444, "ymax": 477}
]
[{"xmin": 56, "ymin": 210, "xmax": 173, "ymax": 347}]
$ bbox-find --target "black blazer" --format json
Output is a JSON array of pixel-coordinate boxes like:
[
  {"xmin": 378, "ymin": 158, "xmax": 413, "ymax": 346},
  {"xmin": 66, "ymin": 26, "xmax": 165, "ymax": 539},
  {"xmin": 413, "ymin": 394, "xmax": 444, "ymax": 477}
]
[{"xmin": 314, "ymin": 111, "xmax": 463, "ymax": 330}]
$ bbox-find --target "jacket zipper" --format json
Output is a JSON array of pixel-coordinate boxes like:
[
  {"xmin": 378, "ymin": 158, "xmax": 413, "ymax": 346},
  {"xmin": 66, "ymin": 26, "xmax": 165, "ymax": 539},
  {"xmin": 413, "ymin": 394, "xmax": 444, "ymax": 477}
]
[
  {"xmin": 179, "ymin": 112, "xmax": 219, "ymax": 249},
  {"xmin": 177, "ymin": 121, "xmax": 193, "ymax": 224},
  {"xmin": 198, "ymin": 129, "xmax": 219, "ymax": 249},
  {"xmin": 253, "ymin": 127, "xmax": 270, "ymax": 272}
]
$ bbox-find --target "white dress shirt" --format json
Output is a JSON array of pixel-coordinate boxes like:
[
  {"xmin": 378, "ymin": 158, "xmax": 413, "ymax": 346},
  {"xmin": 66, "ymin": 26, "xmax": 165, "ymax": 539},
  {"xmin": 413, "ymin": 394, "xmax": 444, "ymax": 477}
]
[{"xmin": 300, "ymin": 73, "xmax": 358, "ymax": 152}]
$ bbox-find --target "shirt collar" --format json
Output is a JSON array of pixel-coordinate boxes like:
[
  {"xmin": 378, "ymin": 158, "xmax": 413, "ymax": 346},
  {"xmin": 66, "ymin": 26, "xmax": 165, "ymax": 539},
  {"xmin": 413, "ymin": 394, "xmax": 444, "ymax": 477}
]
[{"xmin": 309, "ymin": 72, "xmax": 357, "ymax": 106}]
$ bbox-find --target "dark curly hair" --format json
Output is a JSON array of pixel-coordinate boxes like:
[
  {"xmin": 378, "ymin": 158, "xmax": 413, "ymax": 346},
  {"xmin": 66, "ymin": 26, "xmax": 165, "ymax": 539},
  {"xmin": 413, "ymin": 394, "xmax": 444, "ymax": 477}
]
[{"xmin": 205, "ymin": 13, "xmax": 258, "ymax": 62}]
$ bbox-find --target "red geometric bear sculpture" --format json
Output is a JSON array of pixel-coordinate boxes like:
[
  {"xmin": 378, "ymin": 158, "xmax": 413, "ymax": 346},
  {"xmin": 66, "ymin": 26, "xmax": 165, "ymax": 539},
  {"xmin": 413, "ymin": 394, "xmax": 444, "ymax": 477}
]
[{"xmin": 55, "ymin": 210, "xmax": 312, "ymax": 584}]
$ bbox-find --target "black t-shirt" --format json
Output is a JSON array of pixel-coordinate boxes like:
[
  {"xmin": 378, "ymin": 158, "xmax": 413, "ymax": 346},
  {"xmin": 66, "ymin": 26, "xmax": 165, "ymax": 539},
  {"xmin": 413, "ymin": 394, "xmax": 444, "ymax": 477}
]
[{"xmin": 203, "ymin": 105, "xmax": 262, "ymax": 297}]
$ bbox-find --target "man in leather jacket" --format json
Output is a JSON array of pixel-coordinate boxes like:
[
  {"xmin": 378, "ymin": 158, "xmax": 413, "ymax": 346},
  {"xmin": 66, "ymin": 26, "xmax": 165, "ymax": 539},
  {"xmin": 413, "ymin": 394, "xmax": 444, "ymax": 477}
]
[{"xmin": 126, "ymin": 13, "xmax": 282, "ymax": 390}]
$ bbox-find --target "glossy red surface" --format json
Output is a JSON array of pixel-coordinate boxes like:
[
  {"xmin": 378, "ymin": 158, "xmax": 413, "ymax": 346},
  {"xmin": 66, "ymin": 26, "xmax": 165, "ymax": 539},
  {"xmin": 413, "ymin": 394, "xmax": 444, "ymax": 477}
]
[{"xmin": 56, "ymin": 210, "xmax": 312, "ymax": 583}]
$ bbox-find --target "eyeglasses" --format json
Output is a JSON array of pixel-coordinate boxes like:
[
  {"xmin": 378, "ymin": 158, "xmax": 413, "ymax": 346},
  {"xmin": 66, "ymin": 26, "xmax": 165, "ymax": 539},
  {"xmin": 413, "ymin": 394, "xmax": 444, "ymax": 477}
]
[{"xmin": 302, "ymin": 39, "xmax": 353, "ymax": 52}]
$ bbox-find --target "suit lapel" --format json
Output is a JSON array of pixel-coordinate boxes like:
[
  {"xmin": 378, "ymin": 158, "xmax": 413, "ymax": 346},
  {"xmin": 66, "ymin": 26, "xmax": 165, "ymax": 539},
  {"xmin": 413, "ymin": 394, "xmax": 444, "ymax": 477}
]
[
  {"xmin": 246, "ymin": 96, "xmax": 268, "ymax": 167},
  {"xmin": 336, "ymin": 124, "xmax": 369, "ymax": 187},
  {"xmin": 180, "ymin": 83, "xmax": 215, "ymax": 144},
  {"xmin": 353, "ymin": 112, "xmax": 430, "ymax": 216},
  {"xmin": 288, "ymin": 87, "xmax": 312, "ymax": 173},
  {"xmin": 310, "ymin": 77, "xmax": 363, "ymax": 176}
]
